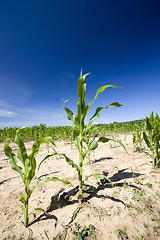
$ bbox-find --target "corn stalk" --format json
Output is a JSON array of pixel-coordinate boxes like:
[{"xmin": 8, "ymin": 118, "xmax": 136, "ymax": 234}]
[
  {"xmin": 4, "ymin": 129, "xmax": 73, "ymax": 227},
  {"xmin": 142, "ymin": 112, "xmax": 160, "ymax": 168},
  {"xmin": 62, "ymin": 70, "xmax": 128, "ymax": 203}
]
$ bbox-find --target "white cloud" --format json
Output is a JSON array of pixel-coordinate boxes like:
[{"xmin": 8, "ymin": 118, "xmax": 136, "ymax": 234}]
[
  {"xmin": 0, "ymin": 101, "xmax": 70, "ymax": 127},
  {"xmin": 0, "ymin": 109, "xmax": 17, "ymax": 117}
]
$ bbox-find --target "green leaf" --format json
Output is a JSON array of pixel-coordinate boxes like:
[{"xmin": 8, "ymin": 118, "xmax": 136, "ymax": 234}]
[
  {"xmin": 83, "ymin": 173, "xmax": 113, "ymax": 188},
  {"xmin": 74, "ymin": 70, "xmax": 91, "ymax": 131},
  {"xmin": 29, "ymin": 208, "xmax": 50, "ymax": 216},
  {"xmin": 19, "ymin": 194, "xmax": 27, "ymax": 204},
  {"xmin": 139, "ymin": 150, "xmax": 152, "ymax": 157},
  {"xmin": 86, "ymin": 85, "xmax": 122, "ymax": 116},
  {"xmin": 146, "ymin": 183, "xmax": 153, "ymax": 189},
  {"xmin": 38, "ymin": 153, "xmax": 57, "ymax": 170},
  {"xmin": 83, "ymin": 140, "xmax": 98, "ymax": 157},
  {"xmin": 98, "ymin": 136, "xmax": 129, "ymax": 154},
  {"xmin": 73, "ymin": 134, "xmax": 80, "ymax": 151},
  {"xmin": 88, "ymin": 140, "xmax": 98, "ymax": 151},
  {"xmin": 15, "ymin": 134, "xmax": 31, "ymax": 175},
  {"xmin": 93, "ymin": 173, "xmax": 114, "ymax": 187},
  {"xmin": 4, "ymin": 142, "xmax": 24, "ymax": 180},
  {"xmin": 58, "ymin": 153, "xmax": 79, "ymax": 172},
  {"xmin": 93, "ymin": 85, "xmax": 122, "ymax": 102},
  {"xmin": 88, "ymin": 102, "xmax": 124, "ymax": 125},
  {"xmin": 31, "ymin": 176, "xmax": 74, "ymax": 194},
  {"xmin": 44, "ymin": 136, "xmax": 57, "ymax": 148},
  {"xmin": 143, "ymin": 132, "xmax": 151, "ymax": 149},
  {"xmin": 62, "ymin": 100, "xmax": 75, "ymax": 123},
  {"xmin": 30, "ymin": 136, "xmax": 56, "ymax": 176},
  {"xmin": 78, "ymin": 232, "xmax": 83, "ymax": 240},
  {"xmin": 98, "ymin": 136, "xmax": 110, "ymax": 143},
  {"xmin": 65, "ymin": 206, "xmax": 82, "ymax": 226}
]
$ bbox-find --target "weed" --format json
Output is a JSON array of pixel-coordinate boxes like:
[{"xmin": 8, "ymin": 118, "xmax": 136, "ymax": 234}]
[
  {"xmin": 72, "ymin": 222, "xmax": 97, "ymax": 240},
  {"xmin": 122, "ymin": 180, "xmax": 130, "ymax": 189},
  {"xmin": 146, "ymin": 181, "xmax": 153, "ymax": 189},
  {"xmin": 114, "ymin": 229, "xmax": 128, "ymax": 239},
  {"xmin": 132, "ymin": 189, "xmax": 145, "ymax": 201},
  {"xmin": 134, "ymin": 179, "xmax": 143, "ymax": 185},
  {"xmin": 135, "ymin": 233, "xmax": 145, "ymax": 240}
]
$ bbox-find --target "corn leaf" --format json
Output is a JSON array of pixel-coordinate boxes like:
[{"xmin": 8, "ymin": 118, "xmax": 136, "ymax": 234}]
[
  {"xmin": 29, "ymin": 208, "xmax": 51, "ymax": 216},
  {"xmin": 92, "ymin": 173, "xmax": 113, "ymax": 187},
  {"xmin": 74, "ymin": 70, "xmax": 90, "ymax": 131},
  {"xmin": 15, "ymin": 134, "xmax": 31, "ymax": 175},
  {"xmin": 143, "ymin": 132, "xmax": 151, "ymax": 149},
  {"xmin": 83, "ymin": 140, "xmax": 98, "ymax": 157},
  {"xmin": 83, "ymin": 173, "xmax": 113, "ymax": 187},
  {"xmin": 98, "ymin": 136, "xmax": 129, "ymax": 154},
  {"xmin": 73, "ymin": 135, "xmax": 80, "ymax": 151},
  {"xmin": 19, "ymin": 194, "xmax": 26, "ymax": 204},
  {"xmin": 38, "ymin": 153, "xmax": 57, "ymax": 170},
  {"xmin": 62, "ymin": 101, "xmax": 75, "ymax": 123},
  {"xmin": 4, "ymin": 143, "xmax": 24, "ymax": 180},
  {"xmin": 139, "ymin": 150, "xmax": 152, "ymax": 157},
  {"xmin": 86, "ymin": 85, "xmax": 122, "ymax": 115},
  {"xmin": 31, "ymin": 136, "xmax": 57, "ymax": 172},
  {"xmin": 31, "ymin": 176, "xmax": 74, "ymax": 194},
  {"xmin": 65, "ymin": 206, "xmax": 82, "ymax": 226},
  {"xmin": 88, "ymin": 102, "xmax": 124, "ymax": 125},
  {"xmin": 58, "ymin": 153, "xmax": 79, "ymax": 172}
]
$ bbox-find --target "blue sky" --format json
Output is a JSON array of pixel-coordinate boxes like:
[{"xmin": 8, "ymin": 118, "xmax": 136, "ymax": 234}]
[{"xmin": 0, "ymin": 0, "xmax": 160, "ymax": 127}]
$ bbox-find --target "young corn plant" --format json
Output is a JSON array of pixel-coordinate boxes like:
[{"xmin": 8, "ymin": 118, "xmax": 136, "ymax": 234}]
[
  {"xmin": 62, "ymin": 70, "xmax": 128, "ymax": 203},
  {"xmin": 132, "ymin": 128, "xmax": 143, "ymax": 152},
  {"xmin": 142, "ymin": 111, "xmax": 160, "ymax": 168},
  {"xmin": 4, "ymin": 129, "xmax": 73, "ymax": 227}
]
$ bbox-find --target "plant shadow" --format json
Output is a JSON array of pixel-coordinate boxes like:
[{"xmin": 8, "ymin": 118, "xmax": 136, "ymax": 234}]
[
  {"xmin": 0, "ymin": 166, "xmax": 9, "ymax": 170},
  {"xmin": 29, "ymin": 168, "xmax": 144, "ymax": 227},
  {"xmin": 0, "ymin": 157, "xmax": 9, "ymax": 161},
  {"xmin": 45, "ymin": 168, "xmax": 144, "ymax": 213},
  {"xmin": 37, "ymin": 171, "xmax": 60, "ymax": 179},
  {"xmin": 0, "ymin": 176, "xmax": 19, "ymax": 185},
  {"xmin": 93, "ymin": 157, "xmax": 113, "ymax": 164},
  {"xmin": 28, "ymin": 211, "xmax": 58, "ymax": 228}
]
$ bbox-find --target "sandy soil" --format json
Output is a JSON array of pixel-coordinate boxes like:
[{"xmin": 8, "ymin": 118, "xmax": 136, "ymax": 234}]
[{"xmin": 0, "ymin": 134, "xmax": 160, "ymax": 240}]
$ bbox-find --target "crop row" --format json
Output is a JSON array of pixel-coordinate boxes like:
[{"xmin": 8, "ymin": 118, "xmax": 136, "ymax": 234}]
[{"xmin": 0, "ymin": 120, "xmax": 145, "ymax": 143}]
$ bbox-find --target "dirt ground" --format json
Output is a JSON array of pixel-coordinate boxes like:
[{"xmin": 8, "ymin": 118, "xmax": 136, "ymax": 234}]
[{"xmin": 0, "ymin": 134, "xmax": 160, "ymax": 240}]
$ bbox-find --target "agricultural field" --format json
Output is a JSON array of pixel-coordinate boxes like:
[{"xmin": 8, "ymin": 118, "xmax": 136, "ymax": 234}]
[
  {"xmin": 0, "ymin": 73, "xmax": 160, "ymax": 240},
  {"xmin": 0, "ymin": 127, "xmax": 160, "ymax": 240},
  {"xmin": 0, "ymin": 120, "xmax": 145, "ymax": 143}
]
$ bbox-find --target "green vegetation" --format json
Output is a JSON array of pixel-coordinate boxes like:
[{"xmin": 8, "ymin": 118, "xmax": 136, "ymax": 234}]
[
  {"xmin": 72, "ymin": 223, "xmax": 96, "ymax": 240},
  {"xmin": 142, "ymin": 111, "xmax": 160, "ymax": 167},
  {"xmin": 114, "ymin": 229, "xmax": 128, "ymax": 240},
  {"xmin": 132, "ymin": 128, "xmax": 143, "ymax": 152},
  {"xmin": 4, "ymin": 129, "xmax": 73, "ymax": 227},
  {"xmin": 0, "ymin": 120, "xmax": 145, "ymax": 143},
  {"xmin": 83, "ymin": 125, "xmax": 99, "ymax": 164},
  {"xmin": 2, "ymin": 72, "xmax": 160, "ymax": 239},
  {"xmin": 62, "ymin": 70, "xmax": 127, "ymax": 202}
]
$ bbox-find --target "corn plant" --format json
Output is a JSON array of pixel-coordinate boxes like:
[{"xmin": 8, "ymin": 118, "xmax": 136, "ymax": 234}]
[
  {"xmin": 132, "ymin": 128, "xmax": 143, "ymax": 152},
  {"xmin": 4, "ymin": 129, "xmax": 73, "ymax": 227},
  {"xmin": 62, "ymin": 70, "xmax": 128, "ymax": 203},
  {"xmin": 142, "ymin": 111, "xmax": 160, "ymax": 168}
]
